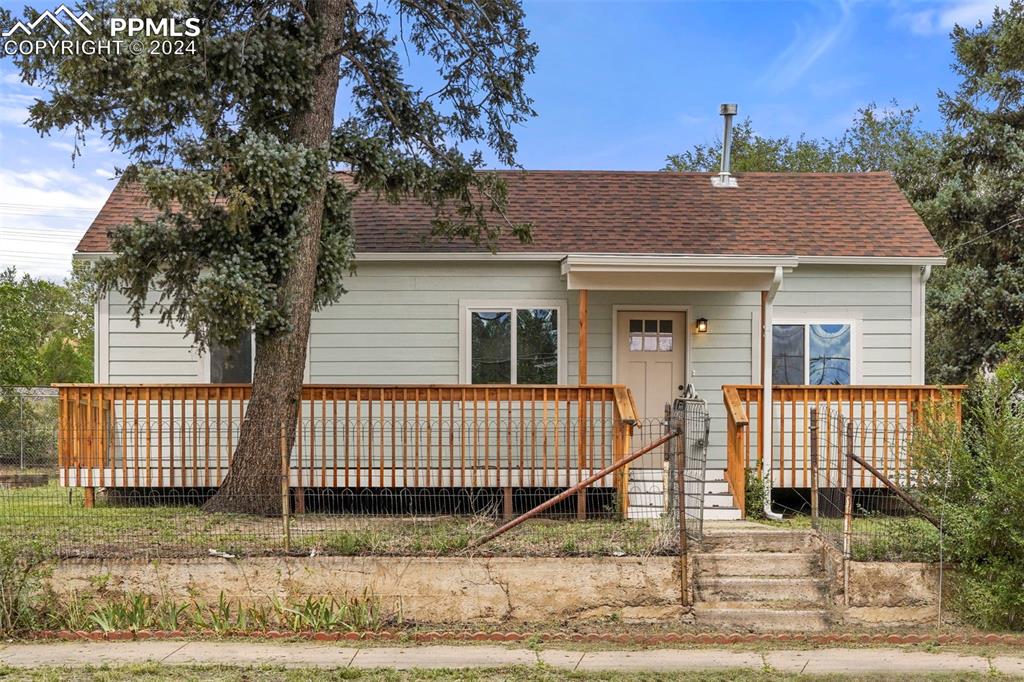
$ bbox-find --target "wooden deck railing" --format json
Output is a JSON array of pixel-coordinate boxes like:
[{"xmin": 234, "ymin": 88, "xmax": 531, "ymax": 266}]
[
  {"xmin": 56, "ymin": 384, "xmax": 640, "ymax": 494},
  {"xmin": 722, "ymin": 386, "xmax": 750, "ymax": 515},
  {"xmin": 722, "ymin": 385, "xmax": 965, "ymax": 504}
]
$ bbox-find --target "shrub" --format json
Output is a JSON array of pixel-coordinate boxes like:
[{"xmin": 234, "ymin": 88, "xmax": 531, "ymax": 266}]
[
  {"xmin": 0, "ymin": 539, "xmax": 49, "ymax": 635},
  {"xmin": 744, "ymin": 468, "xmax": 766, "ymax": 520},
  {"xmin": 912, "ymin": 377, "xmax": 1024, "ymax": 630}
]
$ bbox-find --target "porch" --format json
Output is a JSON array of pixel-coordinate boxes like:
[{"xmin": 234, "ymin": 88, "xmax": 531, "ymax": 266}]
[
  {"xmin": 722, "ymin": 383, "xmax": 965, "ymax": 514},
  {"xmin": 55, "ymin": 382, "xmax": 962, "ymax": 518},
  {"xmin": 56, "ymin": 383, "xmax": 642, "ymax": 514}
]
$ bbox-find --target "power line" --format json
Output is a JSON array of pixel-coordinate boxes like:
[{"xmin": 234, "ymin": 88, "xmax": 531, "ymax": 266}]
[
  {"xmin": 947, "ymin": 216, "xmax": 1024, "ymax": 253},
  {"xmin": 0, "ymin": 202, "xmax": 100, "ymax": 212}
]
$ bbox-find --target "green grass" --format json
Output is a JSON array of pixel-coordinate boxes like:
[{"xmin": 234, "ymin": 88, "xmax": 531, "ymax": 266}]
[
  {"xmin": 0, "ymin": 664, "xmax": 1008, "ymax": 682},
  {"xmin": 0, "ymin": 483, "xmax": 674, "ymax": 559},
  {"xmin": 757, "ymin": 515, "xmax": 942, "ymax": 562}
]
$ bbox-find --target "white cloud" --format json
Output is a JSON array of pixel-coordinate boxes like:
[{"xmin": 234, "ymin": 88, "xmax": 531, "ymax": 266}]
[
  {"xmin": 48, "ymin": 140, "xmax": 76, "ymax": 153},
  {"xmin": 0, "ymin": 167, "xmax": 113, "ymax": 280},
  {"xmin": 893, "ymin": 0, "xmax": 1008, "ymax": 35},
  {"xmin": 759, "ymin": 0, "xmax": 854, "ymax": 92},
  {"xmin": 0, "ymin": 91, "xmax": 36, "ymax": 126}
]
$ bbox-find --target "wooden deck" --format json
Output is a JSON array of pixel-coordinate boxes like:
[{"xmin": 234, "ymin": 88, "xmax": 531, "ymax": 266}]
[
  {"xmin": 56, "ymin": 384, "xmax": 640, "ymax": 495},
  {"xmin": 722, "ymin": 384, "xmax": 965, "ymax": 513}
]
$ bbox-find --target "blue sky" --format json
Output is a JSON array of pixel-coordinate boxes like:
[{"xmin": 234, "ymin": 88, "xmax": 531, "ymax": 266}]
[{"xmin": 0, "ymin": 0, "xmax": 1003, "ymax": 280}]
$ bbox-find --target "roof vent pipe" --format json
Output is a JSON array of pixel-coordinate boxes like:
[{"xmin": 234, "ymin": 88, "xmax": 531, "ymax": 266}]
[{"xmin": 712, "ymin": 103, "xmax": 739, "ymax": 188}]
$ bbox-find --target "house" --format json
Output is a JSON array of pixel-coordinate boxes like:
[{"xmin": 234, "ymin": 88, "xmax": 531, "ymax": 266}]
[{"xmin": 61, "ymin": 163, "xmax": 955, "ymax": 519}]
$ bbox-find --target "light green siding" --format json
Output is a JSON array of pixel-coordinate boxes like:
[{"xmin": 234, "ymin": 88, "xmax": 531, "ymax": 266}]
[
  {"xmin": 308, "ymin": 262, "xmax": 568, "ymax": 382},
  {"xmin": 97, "ymin": 260, "xmax": 921, "ymax": 475},
  {"xmin": 773, "ymin": 265, "xmax": 915, "ymax": 383},
  {"xmin": 104, "ymin": 290, "xmax": 201, "ymax": 382}
]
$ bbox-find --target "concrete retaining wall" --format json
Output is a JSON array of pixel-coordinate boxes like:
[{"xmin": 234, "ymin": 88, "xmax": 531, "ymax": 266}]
[
  {"xmin": 816, "ymin": 537, "xmax": 953, "ymax": 626},
  {"xmin": 48, "ymin": 556, "xmax": 686, "ymax": 624},
  {"xmin": 844, "ymin": 561, "xmax": 953, "ymax": 626}
]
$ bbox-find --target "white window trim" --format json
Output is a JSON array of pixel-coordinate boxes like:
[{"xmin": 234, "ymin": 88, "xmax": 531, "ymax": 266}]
[
  {"xmin": 771, "ymin": 318, "xmax": 861, "ymax": 385},
  {"xmin": 459, "ymin": 299, "xmax": 568, "ymax": 384},
  {"xmin": 200, "ymin": 331, "xmax": 257, "ymax": 383}
]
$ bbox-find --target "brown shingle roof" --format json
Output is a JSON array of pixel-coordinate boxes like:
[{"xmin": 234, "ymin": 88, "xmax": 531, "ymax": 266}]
[{"xmin": 74, "ymin": 170, "xmax": 943, "ymax": 258}]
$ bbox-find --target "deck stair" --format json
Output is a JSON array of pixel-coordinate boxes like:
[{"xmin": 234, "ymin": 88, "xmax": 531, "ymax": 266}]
[
  {"xmin": 627, "ymin": 468, "xmax": 741, "ymax": 521},
  {"xmin": 692, "ymin": 522, "xmax": 833, "ymax": 632}
]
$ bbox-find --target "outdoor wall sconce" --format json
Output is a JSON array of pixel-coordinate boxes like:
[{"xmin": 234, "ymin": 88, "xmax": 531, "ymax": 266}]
[{"xmin": 695, "ymin": 318, "xmax": 709, "ymax": 334}]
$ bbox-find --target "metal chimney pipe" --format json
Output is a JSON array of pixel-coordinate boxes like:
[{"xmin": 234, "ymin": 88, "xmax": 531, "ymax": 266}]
[{"xmin": 713, "ymin": 103, "xmax": 739, "ymax": 188}]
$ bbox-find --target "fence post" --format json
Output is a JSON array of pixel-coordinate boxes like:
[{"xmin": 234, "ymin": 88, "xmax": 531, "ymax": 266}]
[
  {"xmin": 842, "ymin": 418, "xmax": 854, "ymax": 607},
  {"xmin": 19, "ymin": 392, "xmax": 25, "ymax": 470},
  {"xmin": 809, "ymin": 407, "xmax": 818, "ymax": 528},
  {"xmin": 281, "ymin": 424, "xmax": 291, "ymax": 554},
  {"xmin": 677, "ymin": 405, "xmax": 689, "ymax": 607}
]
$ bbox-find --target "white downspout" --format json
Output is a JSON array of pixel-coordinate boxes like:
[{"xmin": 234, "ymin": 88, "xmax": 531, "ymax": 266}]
[{"xmin": 762, "ymin": 266, "xmax": 784, "ymax": 521}]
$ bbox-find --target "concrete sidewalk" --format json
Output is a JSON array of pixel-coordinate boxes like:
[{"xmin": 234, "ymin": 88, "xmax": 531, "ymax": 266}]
[{"xmin": 1, "ymin": 641, "xmax": 1023, "ymax": 675}]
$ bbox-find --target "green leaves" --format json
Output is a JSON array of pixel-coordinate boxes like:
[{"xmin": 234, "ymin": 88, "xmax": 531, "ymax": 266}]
[
  {"xmin": 7, "ymin": 0, "xmax": 536, "ymax": 350},
  {"xmin": 919, "ymin": 0, "xmax": 1024, "ymax": 382},
  {"xmin": 664, "ymin": 102, "xmax": 933, "ymax": 175},
  {"xmin": 912, "ymin": 378, "xmax": 1024, "ymax": 629},
  {"xmin": 0, "ymin": 266, "xmax": 94, "ymax": 385}
]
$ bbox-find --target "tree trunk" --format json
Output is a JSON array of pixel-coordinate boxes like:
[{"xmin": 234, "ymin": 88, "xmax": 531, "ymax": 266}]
[{"xmin": 204, "ymin": 0, "xmax": 347, "ymax": 515}]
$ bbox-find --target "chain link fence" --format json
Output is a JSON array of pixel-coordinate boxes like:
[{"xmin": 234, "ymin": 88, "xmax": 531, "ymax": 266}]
[{"xmin": 0, "ymin": 387, "xmax": 58, "ymax": 472}]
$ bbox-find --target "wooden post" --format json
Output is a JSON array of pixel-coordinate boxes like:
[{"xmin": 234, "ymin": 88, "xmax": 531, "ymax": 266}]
[
  {"xmin": 503, "ymin": 486, "xmax": 513, "ymax": 521},
  {"xmin": 281, "ymin": 424, "xmax": 291, "ymax": 554},
  {"xmin": 842, "ymin": 418, "xmax": 854, "ymax": 607},
  {"xmin": 577, "ymin": 389, "xmax": 587, "ymax": 520},
  {"xmin": 810, "ymin": 407, "xmax": 819, "ymax": 527},
  {"xmin": 617, "ymin": 423, "xmax": 633, "ymax": 520},
  {"xmin": 83, "ymin": 487, "xmax": 95, "ymax": 509},
  {"xmin": 578, "ymin": 289, "xmax": 588, "ymax": 384},
  {"xmin": 294, "ymin": 487, "xmax": 305, "ymax": 514}
]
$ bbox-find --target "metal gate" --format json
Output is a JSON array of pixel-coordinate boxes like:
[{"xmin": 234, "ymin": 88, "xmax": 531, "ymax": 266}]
[{"xmin": 665, "ymin": 385, "xmax": 710, "ymax": 541}]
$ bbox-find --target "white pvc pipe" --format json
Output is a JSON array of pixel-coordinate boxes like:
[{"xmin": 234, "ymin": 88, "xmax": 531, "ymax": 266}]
[{"xmin": 762, "ymin": 267, "xmax": 784, "ymax": 521}]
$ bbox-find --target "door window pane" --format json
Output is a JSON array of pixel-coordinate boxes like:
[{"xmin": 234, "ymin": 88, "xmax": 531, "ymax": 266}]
[
  {"xmin": 471, "ymin": 311, "xmax": 511, "ymax": 383},
  {"xmin": 772, "ymin": 325, "xmax": 804, "ymax": 385},
  {"xmin": 517, "ymin": 309, "xmax": 558, "ymax": 384},
  {"xmin": 211, "ymin": 334, "xmax": 253, "ymax": 383},
  {"xmin": 809, "ymin": 324, "xmax": 851, "ymax": 385}
]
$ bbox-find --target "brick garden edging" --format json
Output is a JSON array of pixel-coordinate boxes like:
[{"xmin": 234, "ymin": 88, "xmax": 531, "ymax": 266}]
[{"xmin": 24, "ymin": 629, "xmax": 1024, "ymax": 646}]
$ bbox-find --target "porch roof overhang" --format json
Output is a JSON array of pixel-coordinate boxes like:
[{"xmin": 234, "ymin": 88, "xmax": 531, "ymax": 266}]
[{"xmin": 560, "ymin": 255, "xmax": 799, "ymax": 291}]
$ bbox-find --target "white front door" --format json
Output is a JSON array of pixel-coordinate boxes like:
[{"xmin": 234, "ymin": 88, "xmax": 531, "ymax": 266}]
[{"xmin": 616, "ymin": 311, "xmax": 686, "ymax": 468}]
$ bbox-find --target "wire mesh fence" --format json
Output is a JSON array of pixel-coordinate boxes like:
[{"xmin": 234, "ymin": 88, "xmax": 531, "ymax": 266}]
[
  {"xmin": 0, "ymin": 386, "xmax": 711, "ymax": 561},
  {"xmin": 810, "ymin": 407, "xmax": 942, "ymax": 563},
  {"xmin": 0, "ymin": 386, "xmax": 58, "ymax": 472}
]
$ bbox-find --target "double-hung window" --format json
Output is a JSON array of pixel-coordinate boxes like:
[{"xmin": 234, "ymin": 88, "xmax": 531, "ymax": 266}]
[
  {"xmin": 208, "ymin": 334, "xmax": 255, "ymax": 383},
  {"xmin": 772, "ymin": 323, "xmax": 853, "ymax": 385},
  {"xmin": 462, "ymin": 301, "xmax": 565, "ymax": 384}
]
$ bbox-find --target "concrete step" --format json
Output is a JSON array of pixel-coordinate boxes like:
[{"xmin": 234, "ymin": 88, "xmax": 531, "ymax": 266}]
[
  {"xmin": 703, "ymin": 492, "xmax": 736, "ymax": 509},
  {"xmin": 628, "ymin": 480, "xmax": 665, "ymax": 494},
  {"xmin": 700, "ymin": 507, "xmax": 743, "ymax": 521},
  {"xmin": 693, "ymin": 552, "xmax": 820, "ymax": 577},
  {"xmin": 694, "ymin": 577, "xmax": 828, "ymax": 605},
  {"xmin": 628, "ymin": 468, "xmax": 663, "ymax": 481},
  {"xmin": 692, "ymin": 606, "xmax": 832, "ymax": 632},
  {"xmin": 703, "ymin": 480, "xmax": 729, "ymax": 495},
  {"xmin": 700, "ymin": 530, "xmax": 816, "ymax": 553}
]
